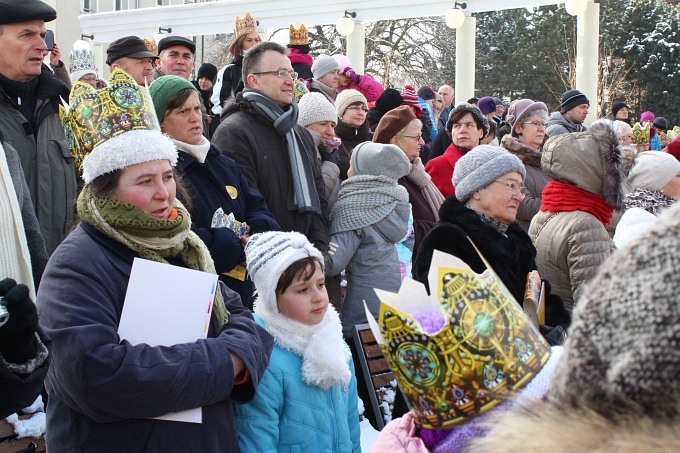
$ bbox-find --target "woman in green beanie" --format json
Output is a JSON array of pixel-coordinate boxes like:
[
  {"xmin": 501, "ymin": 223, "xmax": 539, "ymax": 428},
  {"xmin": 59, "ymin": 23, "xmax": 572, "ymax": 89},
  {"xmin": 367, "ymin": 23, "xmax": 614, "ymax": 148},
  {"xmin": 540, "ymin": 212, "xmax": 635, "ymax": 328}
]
[{"xmin": 149, "ymin": 75, "xmax": 280, "ymax": 309}]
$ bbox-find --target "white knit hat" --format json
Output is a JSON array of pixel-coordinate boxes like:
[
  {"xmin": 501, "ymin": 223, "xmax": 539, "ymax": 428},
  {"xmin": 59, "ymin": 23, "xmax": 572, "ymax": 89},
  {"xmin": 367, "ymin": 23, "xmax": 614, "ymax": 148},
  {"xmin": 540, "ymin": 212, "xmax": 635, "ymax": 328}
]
[
  {"xmin": 311, "ymin": 54, "xmax": 339, "ymax": 80},
  {"xmin": 81, "ymin": 129, "xmax": 178, "ymax": 184},
  {"xmin": 627, "ymin": 151, "xmax": 680, "ymax": 192},
  {"xmin": 245, "ymin": 231, "xmax": 323, "ymax": 314},
  {"xmin": 297, "ymin": 92, "xmax": 337, "ymax": 127},
  {"xmin": 336, "ymin": 89, "xmax": 367, "ymax": 118}
]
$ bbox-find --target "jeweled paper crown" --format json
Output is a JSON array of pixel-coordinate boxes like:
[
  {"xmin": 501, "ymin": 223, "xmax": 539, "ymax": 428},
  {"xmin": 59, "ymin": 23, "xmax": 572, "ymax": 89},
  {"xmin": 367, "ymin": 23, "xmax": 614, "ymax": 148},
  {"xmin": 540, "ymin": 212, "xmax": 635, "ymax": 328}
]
[
  {"xmin": 69, "ymin": 49, "xmax": 96, "ymax": 74},
  {"xmin": 60, "ymin": 68, "xmax": 160, "ymax": 172},
  {"xmin": 631, "ymin": 122, "xmax": 651, "ymax": 145},
  {"xmin": 367, "ymin": 245, "xmax": 551, "ymax": 430},
  {"xmin": 289, "ymin": 24, "xmax": 309, "ymax": 45},
  {"xmin": 144, "ymin": 37, "xmax": 158, "ymax": 56},
  {"xmin": 235, "ymin": 13, "xmax": 257, "ymax": 37},
  {"xmin": 667, "ymin": 125, "xmax": 680, "ymax": 142}
]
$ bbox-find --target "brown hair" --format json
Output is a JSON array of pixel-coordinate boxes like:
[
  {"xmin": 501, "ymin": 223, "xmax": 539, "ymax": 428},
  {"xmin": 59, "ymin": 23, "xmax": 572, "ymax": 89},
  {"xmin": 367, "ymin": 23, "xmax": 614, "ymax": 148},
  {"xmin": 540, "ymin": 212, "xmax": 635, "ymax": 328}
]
[
  {"xmin": 275, "ymin": 257, "xmax": 323, "ymax": 296},
  {"xmin": 165, "ymin": 87, "xmax": 196, "ymax": 114},
  {"xmin": 229, "ymin": 33, "xmax": 249, "ymax": 58}
]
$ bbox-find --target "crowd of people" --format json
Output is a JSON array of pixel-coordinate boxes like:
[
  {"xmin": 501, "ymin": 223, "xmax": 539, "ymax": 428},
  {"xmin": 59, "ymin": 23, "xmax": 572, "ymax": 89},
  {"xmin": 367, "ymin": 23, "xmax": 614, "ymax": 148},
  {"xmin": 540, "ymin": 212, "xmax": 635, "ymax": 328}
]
[{"xmin": 2, "ymin": 1, "xmax": 680, "ymax": 451}]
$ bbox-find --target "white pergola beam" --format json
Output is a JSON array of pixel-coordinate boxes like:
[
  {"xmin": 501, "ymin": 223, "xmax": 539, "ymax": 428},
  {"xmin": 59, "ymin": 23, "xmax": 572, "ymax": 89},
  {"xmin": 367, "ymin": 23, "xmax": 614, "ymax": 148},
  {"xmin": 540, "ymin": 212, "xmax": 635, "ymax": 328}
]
[{"xmin": 80, "ymin": 0, "xmax": 564, "ymax": 42}]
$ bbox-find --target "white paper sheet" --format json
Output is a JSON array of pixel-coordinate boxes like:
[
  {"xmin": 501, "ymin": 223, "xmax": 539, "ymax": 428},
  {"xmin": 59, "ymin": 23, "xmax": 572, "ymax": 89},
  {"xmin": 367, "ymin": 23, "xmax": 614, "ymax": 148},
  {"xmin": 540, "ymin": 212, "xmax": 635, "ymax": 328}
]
[{"xmin": 118, "ymin": 258, "xmax": 218, "ymax": 423}]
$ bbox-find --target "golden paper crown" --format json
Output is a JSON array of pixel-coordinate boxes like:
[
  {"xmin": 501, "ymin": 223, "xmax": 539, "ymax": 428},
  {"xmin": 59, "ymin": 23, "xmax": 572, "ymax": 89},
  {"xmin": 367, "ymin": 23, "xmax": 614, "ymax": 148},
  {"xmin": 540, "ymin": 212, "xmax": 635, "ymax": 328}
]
[
  {"xmin": 144, "ymin": 38, "xmax": 158, "ymax": 56},
  {"xmin": 235, "ymin": 13, "xmax": 257, "ymax": 37},
  {"xmin": 60, "ymin": 68, "xmax": 160, "ymax": 172},
  {"xmin": 666, "ymin": 125, "xmax": 680, "ymax": 142},
  {"xmin": 289, "ymin": 24, "xmax": 309, "ymax": 45},
  {"xmin": 631, "ymin": 122, "xmax": 651, "ymax": 145},
  {"xmin": 367, "ymin": 246, "xmax": 551, "ymax": 430}
]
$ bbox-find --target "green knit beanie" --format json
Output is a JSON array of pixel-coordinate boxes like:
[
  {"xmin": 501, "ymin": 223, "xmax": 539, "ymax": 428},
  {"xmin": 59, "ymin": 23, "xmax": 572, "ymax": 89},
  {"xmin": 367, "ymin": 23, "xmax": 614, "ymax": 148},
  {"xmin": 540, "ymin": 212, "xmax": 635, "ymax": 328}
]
[{"xmin": 149, "ymin": 75, "xmax": 197, "ymax": 123}]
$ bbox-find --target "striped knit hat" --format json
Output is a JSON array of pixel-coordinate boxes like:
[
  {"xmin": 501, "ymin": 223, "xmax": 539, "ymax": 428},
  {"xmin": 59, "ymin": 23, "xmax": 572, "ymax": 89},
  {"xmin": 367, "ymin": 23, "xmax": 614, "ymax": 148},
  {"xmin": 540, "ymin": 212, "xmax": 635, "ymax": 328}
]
[
  {"xmin": 245, "ymin": 231, "xmax": 323, "ymax": 313},
  {"xmin": 401, "ymin": 85, "xmax": 420, "ymax": 107}
]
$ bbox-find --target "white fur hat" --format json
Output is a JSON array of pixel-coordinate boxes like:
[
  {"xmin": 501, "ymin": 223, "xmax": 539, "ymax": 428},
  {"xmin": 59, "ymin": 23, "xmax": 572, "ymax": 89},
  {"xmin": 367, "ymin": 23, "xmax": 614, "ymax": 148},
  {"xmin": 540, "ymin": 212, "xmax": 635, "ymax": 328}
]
[
  {"xmin": 245, "ymin": 231, "xmax": 323, "ymax": 314},
  {"xmin": 81, "ymin": 129, "xmax": 178, "ymax": 184}
]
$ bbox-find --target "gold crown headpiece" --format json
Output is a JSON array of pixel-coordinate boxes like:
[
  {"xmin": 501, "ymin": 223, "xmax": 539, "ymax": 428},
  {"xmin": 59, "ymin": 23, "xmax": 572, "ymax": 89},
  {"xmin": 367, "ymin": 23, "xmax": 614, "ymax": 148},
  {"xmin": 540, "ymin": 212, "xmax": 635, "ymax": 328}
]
[
  {"xmin": 631, "ymin": 122, "xmax": 651, "ymax": 145},
  {"xmin": 667, "ymin": 125, "xmax": 680, "ymax": 142},
  {"xmin": 235, "ymin": 13, "xmax": 257, "ymax": 37},
  {"xmin": 60, "ymin": 68, "xmax": 161, "ymax": 174},
  {"xmin": 289, "ymin": 24, "xmax": 309, "ymax": 45},
  {"xmin": 367, "ymin": 244, "xmax": 551, "ymax": 430},
  {"xmin": 144, "ymin": 38, "xmax": 158, "ymax": 56}
]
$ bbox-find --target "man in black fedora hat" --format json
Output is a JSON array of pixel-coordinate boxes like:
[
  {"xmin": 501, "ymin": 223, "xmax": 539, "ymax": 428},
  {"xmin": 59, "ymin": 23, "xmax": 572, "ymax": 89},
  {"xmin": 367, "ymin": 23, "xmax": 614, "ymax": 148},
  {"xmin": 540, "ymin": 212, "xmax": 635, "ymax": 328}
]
[
  {"xmin": 106, "ymin": 35, "xmax": 158, "ymax": 86},
  {"xmin": 0, "ymin": 0, "xmax": 77, "ymax": 255}
]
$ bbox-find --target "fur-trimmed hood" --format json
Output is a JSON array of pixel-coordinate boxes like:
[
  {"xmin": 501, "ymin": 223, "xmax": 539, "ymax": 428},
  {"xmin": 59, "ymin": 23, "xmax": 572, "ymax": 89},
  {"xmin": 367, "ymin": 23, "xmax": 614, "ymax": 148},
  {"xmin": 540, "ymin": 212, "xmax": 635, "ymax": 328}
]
[
  {"xmin": 501, "ymin": 135, "xmax": 542, "ymax": 169},
  {"xmin": 541, "ymin": 121, "xmax": 625, "ymax": 210},
  {"xmin": 469, "ymin": 403, "xmax": 680, "ymax": 453}
]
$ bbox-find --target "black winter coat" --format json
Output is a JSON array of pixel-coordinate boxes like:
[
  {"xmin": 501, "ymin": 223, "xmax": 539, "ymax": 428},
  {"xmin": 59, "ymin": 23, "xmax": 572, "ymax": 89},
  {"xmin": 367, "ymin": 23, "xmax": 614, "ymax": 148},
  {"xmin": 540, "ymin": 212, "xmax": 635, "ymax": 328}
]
[
  {"xmin": 412, "ymin": 197, "xmax": 571, "ymax": 328},
  {"xmin": 176, "ymin": 144, "xmax": 280, "ymax": 308},
  {"xmin": 212, "ymin": 94, "xmax": 329, "ymax": 250}
]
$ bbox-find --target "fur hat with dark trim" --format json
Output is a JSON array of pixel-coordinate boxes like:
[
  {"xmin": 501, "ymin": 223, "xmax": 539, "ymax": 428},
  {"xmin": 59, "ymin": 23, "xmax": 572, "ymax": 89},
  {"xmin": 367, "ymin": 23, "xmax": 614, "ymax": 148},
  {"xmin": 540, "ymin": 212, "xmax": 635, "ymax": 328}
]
[
  {"xmin": 541, "ymin": 122, "xmax": 625, "ymax": 210},
  {"xmin": 446, "ymin": 103, "xmax": 490, "ymax": 136}
]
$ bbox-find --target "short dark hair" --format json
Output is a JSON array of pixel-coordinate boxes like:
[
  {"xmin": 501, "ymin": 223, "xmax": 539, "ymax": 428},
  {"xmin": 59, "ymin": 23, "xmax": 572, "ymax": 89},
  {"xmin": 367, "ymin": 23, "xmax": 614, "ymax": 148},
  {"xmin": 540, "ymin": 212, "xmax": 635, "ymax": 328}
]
[
  {"xmin": 275, "ymin": 257, "xmax": 323, "ymax": 296},
  {"xmin": 446, "ymin": 108, "xmax": 484, "ymax": 134},
  {"xmin": 242, "ymin": 41, "xmax": 287, "ymax": 87}
]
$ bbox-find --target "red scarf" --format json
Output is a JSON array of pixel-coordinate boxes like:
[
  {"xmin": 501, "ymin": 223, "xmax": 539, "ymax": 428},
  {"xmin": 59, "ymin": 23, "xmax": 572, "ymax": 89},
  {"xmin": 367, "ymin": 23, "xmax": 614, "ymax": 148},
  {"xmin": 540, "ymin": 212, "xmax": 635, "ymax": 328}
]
[
  {"xmin": 541, "ymin": 180, "xmax": 614, "ymax": 226},
  {"xmin": 287, "ymin": 49, "xmax": 313, "ymax": 66}
]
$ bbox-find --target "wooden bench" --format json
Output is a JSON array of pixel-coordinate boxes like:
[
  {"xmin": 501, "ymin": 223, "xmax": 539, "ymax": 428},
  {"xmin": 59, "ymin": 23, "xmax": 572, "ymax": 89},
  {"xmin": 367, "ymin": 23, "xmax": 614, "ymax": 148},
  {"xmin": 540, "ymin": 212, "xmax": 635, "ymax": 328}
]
[
  {"xmin": 352, "ymin": 323, "xmax": 397, "ymax": 430},
  {"xmin": 0, "ymin": 416, "xmax": 45, "ymax": 453}
]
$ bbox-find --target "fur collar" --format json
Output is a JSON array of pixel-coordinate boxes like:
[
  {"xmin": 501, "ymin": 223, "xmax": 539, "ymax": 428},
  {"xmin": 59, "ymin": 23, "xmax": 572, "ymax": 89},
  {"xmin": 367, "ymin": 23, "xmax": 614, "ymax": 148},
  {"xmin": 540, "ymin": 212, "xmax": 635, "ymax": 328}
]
[
  {"xmin": 589, "ymin": 122, "xmax": 626, "ymax": 211},
  {"xmin": 438, "ymin": 196, "xmax": 527, "ymax": 241},
  {"xmin": 469, "ymin": 403, "xmax": 680, "ymax": 453},
  {"xmin": 501, "ymin": 135, "xmax": 542, "ymax": 169},
  {"xmin": 254, "ymin": 304, "xmax": 351, "ymax": 390}
]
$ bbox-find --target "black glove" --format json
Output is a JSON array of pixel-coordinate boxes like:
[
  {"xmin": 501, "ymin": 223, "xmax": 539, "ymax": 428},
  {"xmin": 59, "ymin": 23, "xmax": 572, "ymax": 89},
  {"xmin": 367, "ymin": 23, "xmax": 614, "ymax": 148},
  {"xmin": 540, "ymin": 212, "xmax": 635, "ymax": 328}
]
[
  {"xmin": 0, "ymin": 279, "xmax": 38, "ymax": 364},
  {"xmin": 321, "ymin": 148, "xmax": 340, "ymax": 166},
  {"xmin": 539, "ymin": 324, "xmax": 566, "ymax": 347}
]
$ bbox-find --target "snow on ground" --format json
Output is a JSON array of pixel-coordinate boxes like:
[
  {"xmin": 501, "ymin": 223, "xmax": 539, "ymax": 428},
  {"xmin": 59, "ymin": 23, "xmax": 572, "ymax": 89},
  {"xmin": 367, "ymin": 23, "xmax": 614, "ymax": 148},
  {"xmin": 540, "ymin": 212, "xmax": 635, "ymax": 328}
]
[{"xmin": 360, "ymin": 418, "xmax": 380, "ymax": 451}]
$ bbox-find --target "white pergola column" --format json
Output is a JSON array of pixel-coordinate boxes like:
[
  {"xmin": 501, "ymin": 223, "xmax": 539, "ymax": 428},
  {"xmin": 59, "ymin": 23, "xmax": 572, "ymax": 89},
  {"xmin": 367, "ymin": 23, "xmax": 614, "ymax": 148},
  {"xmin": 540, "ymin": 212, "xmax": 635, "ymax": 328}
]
[
  {"xmin": 575, "ymin": 1, "xmax": 599, "ymax": 125},
  {"xmin": 454, "ymin": 14, "xmax": 476, "ymax": 107},
  {"xmin": 345, "ymin": 21, "xmax": 366, "ymax": 74}
]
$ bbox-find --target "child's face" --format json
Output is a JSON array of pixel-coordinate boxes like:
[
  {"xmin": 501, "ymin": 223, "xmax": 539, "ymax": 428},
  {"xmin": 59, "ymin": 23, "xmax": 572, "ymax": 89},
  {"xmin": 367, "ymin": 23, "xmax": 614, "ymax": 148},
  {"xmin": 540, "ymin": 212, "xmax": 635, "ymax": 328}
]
[{"xmin": 277, "ymin": 263, "xmax": 329, "ymax": 325}]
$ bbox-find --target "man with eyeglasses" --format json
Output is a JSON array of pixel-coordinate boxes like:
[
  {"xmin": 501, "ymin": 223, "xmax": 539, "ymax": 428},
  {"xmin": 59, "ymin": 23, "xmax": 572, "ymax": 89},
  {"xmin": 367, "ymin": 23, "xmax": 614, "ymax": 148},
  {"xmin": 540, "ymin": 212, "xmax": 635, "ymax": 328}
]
[
  {"xmin": 0, "ymin": 0, "xmax": 77, "ymax": 255},
  {"xmin": 424, "ymin": 103, "xmax": 488, "ymax": 198},
  {"xmin": 545, "ymin": 89, "xmax": 589, "ymax": 138},
  {"xmin": 212, "ymin": 42, "xmax": 329, "ymax": 252}
]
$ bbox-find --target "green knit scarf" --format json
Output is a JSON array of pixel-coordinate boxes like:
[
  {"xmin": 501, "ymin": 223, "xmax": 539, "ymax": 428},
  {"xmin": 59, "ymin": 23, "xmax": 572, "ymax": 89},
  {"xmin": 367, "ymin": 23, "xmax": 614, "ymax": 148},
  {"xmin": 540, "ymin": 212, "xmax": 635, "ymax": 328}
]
[{"xmin": 77, "ymin": 185, "xmax": 228, "ymax": 326}]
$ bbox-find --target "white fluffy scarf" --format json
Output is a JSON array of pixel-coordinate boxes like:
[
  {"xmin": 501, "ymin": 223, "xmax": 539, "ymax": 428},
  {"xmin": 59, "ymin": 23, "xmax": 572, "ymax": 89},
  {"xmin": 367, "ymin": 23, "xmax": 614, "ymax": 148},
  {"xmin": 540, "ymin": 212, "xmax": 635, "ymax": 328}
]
[{"xmin": 254, "ymin": 302, "xmax": 351, "ymax": 390}]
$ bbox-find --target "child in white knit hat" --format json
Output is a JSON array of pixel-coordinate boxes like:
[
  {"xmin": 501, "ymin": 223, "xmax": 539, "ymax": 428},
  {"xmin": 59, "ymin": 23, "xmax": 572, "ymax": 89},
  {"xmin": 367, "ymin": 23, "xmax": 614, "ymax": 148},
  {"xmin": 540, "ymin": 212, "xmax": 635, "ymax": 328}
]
[{"xmin": 234, "ymin": 231, "xmax": 360, "ymax": 452}]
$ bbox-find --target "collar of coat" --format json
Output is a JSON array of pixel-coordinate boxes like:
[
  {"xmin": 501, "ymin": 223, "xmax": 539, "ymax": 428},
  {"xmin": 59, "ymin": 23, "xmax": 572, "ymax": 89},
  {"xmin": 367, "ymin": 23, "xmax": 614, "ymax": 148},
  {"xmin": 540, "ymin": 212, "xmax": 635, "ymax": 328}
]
[
  {"xmin": 469, "ymin": 402, "xmax": 680, "ymax": 453},
  {"xmin": 501, "ymin": 135, "xmax": 543, "ymax": 169}
]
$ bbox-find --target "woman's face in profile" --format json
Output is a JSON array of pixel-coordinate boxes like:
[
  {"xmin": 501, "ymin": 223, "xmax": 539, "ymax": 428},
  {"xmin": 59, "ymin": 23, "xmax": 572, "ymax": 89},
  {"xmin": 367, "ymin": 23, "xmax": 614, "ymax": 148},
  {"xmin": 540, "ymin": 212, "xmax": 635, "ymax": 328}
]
[{"xmin": 112, "ymin": 160, "xmax": 176, "ymax": 219}]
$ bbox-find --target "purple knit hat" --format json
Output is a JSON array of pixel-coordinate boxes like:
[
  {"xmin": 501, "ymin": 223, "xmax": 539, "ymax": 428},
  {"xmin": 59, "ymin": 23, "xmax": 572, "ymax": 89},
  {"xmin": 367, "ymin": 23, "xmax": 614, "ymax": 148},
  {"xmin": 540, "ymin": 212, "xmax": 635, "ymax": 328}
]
[
  {"xmin": 506, "ymin": 99, "xmax": 549, "ymax": 129},
  {"xmin": 640, "ymin": 111, "xmax": 655, "ymax": 123}
]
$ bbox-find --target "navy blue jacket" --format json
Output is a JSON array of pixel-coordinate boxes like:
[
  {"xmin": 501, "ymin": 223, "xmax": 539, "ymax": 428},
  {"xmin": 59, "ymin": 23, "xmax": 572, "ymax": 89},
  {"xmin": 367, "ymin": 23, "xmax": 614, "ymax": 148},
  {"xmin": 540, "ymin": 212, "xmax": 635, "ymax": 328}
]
[
  {"xmin": 37, "ymin": 223, "xmax": 274, "ymax": 452},
  {"xmin": 177, "ymin": 144, "xmax": 280, "ymax": 308}
]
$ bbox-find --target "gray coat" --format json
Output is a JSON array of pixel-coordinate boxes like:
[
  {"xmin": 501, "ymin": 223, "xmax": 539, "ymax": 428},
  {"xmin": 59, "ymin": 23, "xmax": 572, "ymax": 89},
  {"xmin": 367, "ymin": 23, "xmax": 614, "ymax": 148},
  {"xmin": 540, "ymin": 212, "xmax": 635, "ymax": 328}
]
[
  {"xmin": 326, "ymin": 202, "xmax": 410, "ymax": 337},
  {"xmin": 0, "ymin": 65, "xmax": 77, "ymax": 254},
  {"xmin": 545, "ymin": 111, "xmax": 587, "ymax": 138}
]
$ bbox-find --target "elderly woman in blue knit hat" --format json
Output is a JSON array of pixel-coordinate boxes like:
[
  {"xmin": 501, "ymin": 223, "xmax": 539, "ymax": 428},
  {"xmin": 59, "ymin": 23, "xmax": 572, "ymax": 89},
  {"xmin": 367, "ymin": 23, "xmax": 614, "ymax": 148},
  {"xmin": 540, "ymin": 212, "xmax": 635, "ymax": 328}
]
[{"xmin": 413, "ymin": 145, "xmax": 571, "ymax": 341}]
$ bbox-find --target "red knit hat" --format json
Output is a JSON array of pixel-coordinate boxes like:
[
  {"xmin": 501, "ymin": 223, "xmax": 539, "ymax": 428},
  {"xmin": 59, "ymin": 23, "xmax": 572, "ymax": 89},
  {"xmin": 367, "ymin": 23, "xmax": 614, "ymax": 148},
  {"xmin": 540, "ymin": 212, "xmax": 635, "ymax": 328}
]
[{"xmin": 665, "ymin": 136, "xmax": 680, "ymax": 162}]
